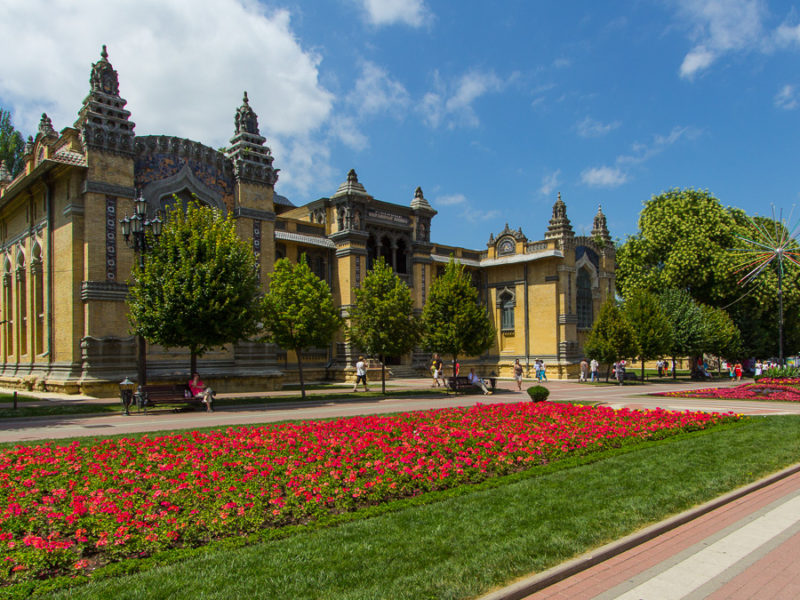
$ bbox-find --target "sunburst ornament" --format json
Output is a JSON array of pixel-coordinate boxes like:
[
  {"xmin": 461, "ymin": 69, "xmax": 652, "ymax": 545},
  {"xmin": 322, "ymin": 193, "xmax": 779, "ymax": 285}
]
[{"xmin": 731, "ymin": 206, "xmax": 800, "ymax": 365}]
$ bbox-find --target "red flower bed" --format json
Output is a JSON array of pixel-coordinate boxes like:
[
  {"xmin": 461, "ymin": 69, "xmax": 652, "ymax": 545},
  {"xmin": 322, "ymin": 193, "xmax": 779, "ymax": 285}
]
[
  {"xmin": 654, "ymin": 383, "xmax": 800, "ymax": 402},
  {"xmin": 755, "ymin": 377, "xmax": 800, "ymax": 385},
  {"xmin": 0, "ymin": 402, "xmax": 738, "ymax": 583}
]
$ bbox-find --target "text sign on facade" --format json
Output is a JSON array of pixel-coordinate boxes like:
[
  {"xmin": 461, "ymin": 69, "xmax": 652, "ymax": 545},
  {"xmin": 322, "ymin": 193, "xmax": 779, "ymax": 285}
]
[{"xmin": 366, "ymin": 209, "xmax": 410, "ymax": 227}]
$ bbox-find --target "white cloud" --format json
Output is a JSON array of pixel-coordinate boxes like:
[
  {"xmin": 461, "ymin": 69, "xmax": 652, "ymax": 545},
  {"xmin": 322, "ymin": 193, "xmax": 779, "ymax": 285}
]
[
  {"xmin": 581, "ymin": 167, "xmax": 628, "ymax": 188},
  {"xmin": 581, "ymin": 125, "xmax": 699, "ymax": 188},
  {"xmin": 436, "ymin": 193, "xmax": 467, "ymax": 206},
  {"xmin": 348, "ymin": 61, "xmax": 410, "ymax": 117},
  {"xmin": 539, "ymin": 170, "xmax": 561, "ymax": 197},
  {"xmin": 617, "ymin": 126, "xmax": 701, "ymax": 165},
  {"xmin": 418, "ymin": 70, "xmax": 506, "ymax": 129},
  {"xmin": 328, "ymin": 115, "xmax": 369, "ymax": 150},
  {"xmin": 775, "ymin": 21, "xmax": 800, "ymax": 46},
  {"xmin": 575, "ymin": 117, "xmax": 621, "ymax": 138},
  {"xmin": 674, "ymin": 0, "xmax": 766, "ymax": 79},
  {"xmin": 359, "ymin": 0, "xmax": 432, "ymax": 28},
  {"xmin": 775, "ymin": 84, "xmax": 799, "ymax": 109},
  {"xmin": 0, "ymin": 0, "xmax": 336, "ymax": 197}
]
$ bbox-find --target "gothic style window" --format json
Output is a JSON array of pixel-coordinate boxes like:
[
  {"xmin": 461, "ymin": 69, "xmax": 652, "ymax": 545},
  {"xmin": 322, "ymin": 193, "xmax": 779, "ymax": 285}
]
[
  {"xmin": 577, "ymin": 268, "xmax": 593, "ymax": 329},
  {"xmin": 32, "ymin": 244, "xmax": 44, "ymax": 355},
  {"xmin": 3, "ymin": 258, "xmax": 12, "ymax": 356},
  {"xmin": 498, "ymin": 289, "xmax": 515, "ymax": 331},
  {"xmin": 16, "ymin": 251, "xmax": 26, "ymax": 356}
]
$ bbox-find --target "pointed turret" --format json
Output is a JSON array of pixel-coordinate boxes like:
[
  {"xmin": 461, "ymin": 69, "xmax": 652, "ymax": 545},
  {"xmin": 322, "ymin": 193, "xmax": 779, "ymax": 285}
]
[
  {"xmin": 331, "ymin": 169, "xmax": 370, "ymax": 198},
  {"xmin": 410, "ymin": 186, "xmax": 434, "ymax": 211},
  {"xmin": 226, "ymin": 92, "xmax": 278, "ymax": 185},
  {"xmin": 544, "ymin": 192, "xmax": 574, "ymax": 249},
  {"xmin": 75, "ymin": 46, "xmax": 135, "ymax": 155},
  {"xmin": 38, "ymin": 113, "xmax": 57, "ymax": 139},
  {"xmin": 591, "ymin": 204, "xmax": 612, "ymax": 245}
]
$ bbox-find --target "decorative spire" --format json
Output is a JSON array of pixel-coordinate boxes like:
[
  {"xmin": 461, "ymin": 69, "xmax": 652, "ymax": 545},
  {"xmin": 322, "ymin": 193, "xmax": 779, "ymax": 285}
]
[
  {"xmin": 0, "ymin": 161, "xmax": 10, "ymax": 183},
  {"xmin": 234, "ymin": 91, "xmax": 261, "ymax": 136},
  {"xmin": 591, "ymin": 204, "xmax": 612, "ymax": 244},
  {"xmin": 545, "ymin": 191, "xmax": 574, "ymax": 243},
  {"xmin": 331, "ymin": 169, "xmax": 370, "ymax": 198},
  {"xmin": 38, "ymin": 113, "xmax": 56, "ymax": 138},
  {"xmin": 23, "ymin": 136, "xmax": 34, "ymax": 156},
  {"xmin": 76, "ymin": 46, "xmax": 135, "ymax": 155},
  {"xmin": 410, "ymin": 186, "xmax": 434, "ymax": 212},
  {"xmin": 226, "ymin": 92, "xmax": 277, "ymax": 185}
]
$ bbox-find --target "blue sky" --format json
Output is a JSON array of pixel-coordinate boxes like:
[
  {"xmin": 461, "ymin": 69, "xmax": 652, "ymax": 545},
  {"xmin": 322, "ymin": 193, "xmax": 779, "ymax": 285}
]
[{"xmin": 2, "ymin": 0, "xmax": 800, "ymax": 250}]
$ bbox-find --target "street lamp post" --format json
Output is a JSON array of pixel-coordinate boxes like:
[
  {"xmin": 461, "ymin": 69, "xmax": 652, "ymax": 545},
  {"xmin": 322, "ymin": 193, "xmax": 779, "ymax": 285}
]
[{"xmin": 120, "ymin": 193, "xmax": 162, "ymax": 387}]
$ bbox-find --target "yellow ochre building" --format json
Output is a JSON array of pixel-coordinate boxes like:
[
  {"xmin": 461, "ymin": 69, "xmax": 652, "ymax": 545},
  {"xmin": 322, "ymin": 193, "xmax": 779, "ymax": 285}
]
[{"xmin": 0, "ymin": 48, "xmax": 616, "ymax": 395}]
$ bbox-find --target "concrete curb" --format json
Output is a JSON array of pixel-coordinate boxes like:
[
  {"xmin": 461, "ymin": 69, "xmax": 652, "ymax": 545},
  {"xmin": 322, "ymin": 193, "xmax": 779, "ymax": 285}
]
[{"xmin": 477, "ymin": 462, "xmax": 800, "ymax": 600}]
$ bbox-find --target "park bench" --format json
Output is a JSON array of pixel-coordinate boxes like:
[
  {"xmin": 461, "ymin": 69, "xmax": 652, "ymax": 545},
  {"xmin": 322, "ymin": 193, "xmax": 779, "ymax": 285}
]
[
  {"xmin": 445, "ymin": 375, "xmax": 497, "ymax": 393},
  {"xmin": 134, "ymin": 384, "xmax": 203, "ymax": 413}
]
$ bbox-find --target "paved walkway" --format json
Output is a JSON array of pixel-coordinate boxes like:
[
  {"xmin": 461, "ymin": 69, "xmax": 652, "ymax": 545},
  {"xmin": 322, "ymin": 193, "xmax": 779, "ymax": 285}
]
[
  {"xmin": 480, "ymin": 466, "xmax": 800, "ymax": 600},
  {"xmin": 1, "ymin": 377, "xmax": 798, "ymax": 444}
]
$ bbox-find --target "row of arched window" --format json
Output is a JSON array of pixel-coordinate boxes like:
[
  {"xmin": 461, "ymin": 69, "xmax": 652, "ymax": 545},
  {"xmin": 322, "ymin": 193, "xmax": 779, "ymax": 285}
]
[{"xmin": 1, "ymin": 242, "xmax": 45, "ymax": 359}]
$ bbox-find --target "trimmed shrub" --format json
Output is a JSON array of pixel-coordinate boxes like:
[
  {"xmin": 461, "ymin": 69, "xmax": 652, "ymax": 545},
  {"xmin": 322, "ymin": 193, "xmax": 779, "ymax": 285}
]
[{"xmin": 527, "ymin": 385, "xmax": 550, "ymax": 402}]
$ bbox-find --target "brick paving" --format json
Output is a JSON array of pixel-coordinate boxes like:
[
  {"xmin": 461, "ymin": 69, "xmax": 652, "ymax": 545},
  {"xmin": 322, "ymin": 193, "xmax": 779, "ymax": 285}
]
[{"xmin": 504, "ymin": 469, "xmax": 800, "ymax": 600}]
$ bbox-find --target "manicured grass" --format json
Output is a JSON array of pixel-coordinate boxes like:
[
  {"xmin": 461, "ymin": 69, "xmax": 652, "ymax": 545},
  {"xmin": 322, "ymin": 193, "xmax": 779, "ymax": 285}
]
[{"xmin": 20, "ymin": 415, "xmax": 800, "ymax": 600}]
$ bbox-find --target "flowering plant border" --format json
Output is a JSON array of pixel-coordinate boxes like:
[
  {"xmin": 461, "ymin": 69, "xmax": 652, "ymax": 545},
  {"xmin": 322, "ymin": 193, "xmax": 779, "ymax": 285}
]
[{"xmin": 1, "ymin": 402, "xmax": 739, "ymax": 584}]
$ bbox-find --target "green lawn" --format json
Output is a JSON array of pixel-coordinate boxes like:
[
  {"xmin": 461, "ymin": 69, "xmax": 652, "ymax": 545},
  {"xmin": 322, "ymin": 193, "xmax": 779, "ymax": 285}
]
[{"xmin": 13, "ymin": 415, "xmax": 798, "ymax": 600}]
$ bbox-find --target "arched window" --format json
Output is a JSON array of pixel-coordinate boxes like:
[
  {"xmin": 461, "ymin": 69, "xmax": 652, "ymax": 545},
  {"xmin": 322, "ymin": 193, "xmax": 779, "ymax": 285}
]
[
  {"xmin": 498, "ymin": 288, "xmax": 515, "ymax": 331},
  {"xmin": 16, "ymin": 249, "xmax": 26, "ymax": 355},
  {"xmin": 3, "ymin": 257, "xmax": 12, "ymax": 357},
  {"xmin": 395, "ymin": 238, "xmax": 408, "ymax": 274},
  {"xmin": 577, "ymin": 268, "xmax": 593, "ymax": 329},
  {"xmin": 32, "ymin": 243, "xmax": 44, "ymax": 355}
]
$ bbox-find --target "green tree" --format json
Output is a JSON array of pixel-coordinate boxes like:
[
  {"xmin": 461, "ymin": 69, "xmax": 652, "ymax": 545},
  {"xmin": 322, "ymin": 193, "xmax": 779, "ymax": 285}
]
[
  {"xmin": 699, "ymin": 304, "xmax": 742, "ymax": 375},
  {"xmin": 623, "ymin": 289, "xmax": 673, "ymax": 381},
  {"xmin": 0, "ymin": 109, "xmax": 25, "ymax": 178},
  {"xmin": 348, "ymin": 258, "xmax": 420, "ymax": 394},
  {"xmin": 616, "ymin": 189, "xmax": 800, "ymax": 358},
  {"xmin": 420, "ymin": 259, "xmax": 495, "ymax": 381},
  {"xmin": 616, "ymin": 188, "xmax": 738, "ymax": 305},
  {"xmin": 658, "ymin": 289, "xmax": 705, "ymax": 379},
  {"xmin": 128, "ymin": 201, "xmax": 261, "ymax": 375},
  {"xmin": 262, "ymin": 256, "xmax": 342, "ymax": 399},
  {"xmin": 584, "ymin": 299, "xmax": 636, "ymax": 381}
]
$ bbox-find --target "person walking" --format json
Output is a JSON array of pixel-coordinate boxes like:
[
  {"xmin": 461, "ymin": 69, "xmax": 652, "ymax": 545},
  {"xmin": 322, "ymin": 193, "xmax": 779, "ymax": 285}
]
[
  {"xmin": 590, "ymin": 358, "xmax": 599, "ymax": 382},
  {"xmin": 432, "ymin": 354, "xmax": 445, "ymax": 388},
  {"xmin": 352, "ymin": 356, "xmax": 370, "ymax": 392},
  {"xmin": 539, "ymin": 359, "xmax": 547, "ymax": 382},
  {"xmin": 579, "ymin": 358, "xmax": 588, "ymax": 382},
  {"xmin": 513, "ymin": 359, "xmax": 524, "ymax": 391}
]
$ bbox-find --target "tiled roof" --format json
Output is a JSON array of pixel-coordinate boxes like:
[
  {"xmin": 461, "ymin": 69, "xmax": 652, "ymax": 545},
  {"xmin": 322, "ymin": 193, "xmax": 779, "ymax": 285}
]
[
  {"xmin": 51, "ymin": 150, "xmax": 87, "ymax": 167},
  {"xmin": 274, "ymin": 230, "xmax": 336, "ymax": 248}
]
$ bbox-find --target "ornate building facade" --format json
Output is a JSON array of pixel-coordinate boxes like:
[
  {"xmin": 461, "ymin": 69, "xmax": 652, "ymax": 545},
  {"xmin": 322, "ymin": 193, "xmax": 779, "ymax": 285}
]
[{"xmin": 0, "ymin": 49, "xmax": 615, "ymax": 395}]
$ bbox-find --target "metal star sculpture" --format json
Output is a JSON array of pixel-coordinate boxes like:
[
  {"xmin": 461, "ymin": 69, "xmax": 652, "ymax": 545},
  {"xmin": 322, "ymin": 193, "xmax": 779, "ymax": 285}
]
[{"xmin": 731, "ymin": 206, "xmax": 800, "ymax": 365}]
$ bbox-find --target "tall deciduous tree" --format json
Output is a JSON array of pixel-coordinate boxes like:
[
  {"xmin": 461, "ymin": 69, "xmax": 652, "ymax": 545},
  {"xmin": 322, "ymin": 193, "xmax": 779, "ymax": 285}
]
[
  {"xmin": 616, "ymin": 189, "xmax": 800, "ymax": 358},
  {"xmin": 262, "ymin": 256, "xmax": 342, "ymax": 399},
  {"xmin": 623, "ymin": 289, "xmax": 673, "ymax": 381},
  {"xmin": 348, "ymin": 258, "xmax": 420, "ymax": 394},
  {"xmin": 659, "ymin": 289, "xmax": 705, "ymax": 379},
  {"xmin": 584, "ymin": 299, "xmax": 637, "ymax": 381},
  {"xmin": 421, "ymin": 259, "xmax": 495, "ymax": 381},
  {"xmin": 616, "ymin": 188, "xmax": 738, "ymax": 305},
  {"xmin": 699, "ymin": 304, "xmax": 742, "ymax": 375},
  {"xmin": 128, "ymin": 201, "xmax": 262, "ymax": 375},
  {"xmin": 0, "ymin": 109, "xmax": 25, "ymax": 178}
]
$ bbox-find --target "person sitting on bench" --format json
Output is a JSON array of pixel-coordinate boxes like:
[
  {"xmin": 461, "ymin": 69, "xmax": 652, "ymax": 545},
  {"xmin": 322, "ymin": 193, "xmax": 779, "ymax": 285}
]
[
  {"xmin": 188, "ymin": 372, "xmax": 215, "ymax": 412},
  {"xmin": 468, "ymin": 368, "xmax": 492, "ymax": 395}
]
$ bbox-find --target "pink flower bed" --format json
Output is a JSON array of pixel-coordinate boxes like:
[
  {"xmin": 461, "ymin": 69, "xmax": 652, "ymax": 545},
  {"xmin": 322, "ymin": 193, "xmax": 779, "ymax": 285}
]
[
  {"xmin": 755, "ymin": 377, "xmax": 800, "ymax": 385},
  {"xmin": 0, "ymin": 402, "xmax": 739, "ymax": 583},
  {"xmin": 654, "ymin": 383, "xmax": 800, "ymax": 402}
]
